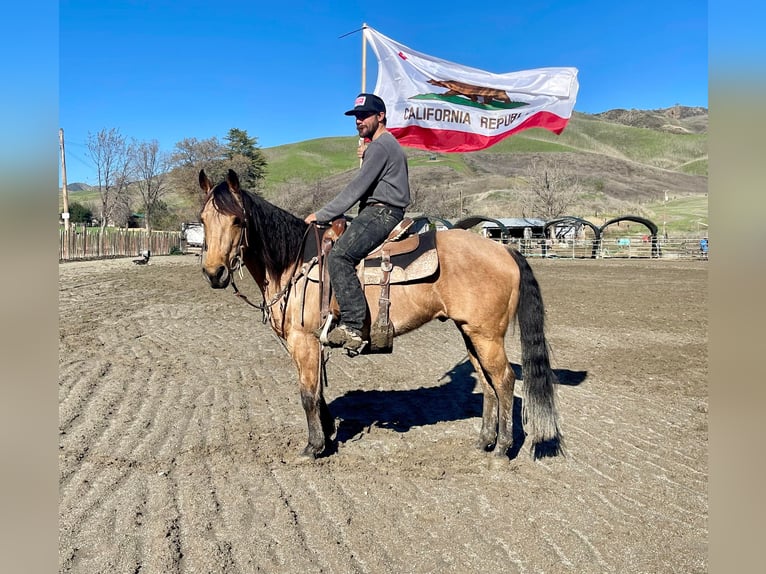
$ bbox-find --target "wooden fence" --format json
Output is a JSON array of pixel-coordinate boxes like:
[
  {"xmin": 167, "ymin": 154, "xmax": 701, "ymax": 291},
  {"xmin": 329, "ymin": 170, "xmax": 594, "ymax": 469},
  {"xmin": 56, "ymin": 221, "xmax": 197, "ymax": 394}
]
[
  {"xmin": 59, "ymin": 227, "xmax": 183, "ymax": 262},
  {"xmin": 59, "ymin": 226, "xmax": 708, "ymax": 263}
]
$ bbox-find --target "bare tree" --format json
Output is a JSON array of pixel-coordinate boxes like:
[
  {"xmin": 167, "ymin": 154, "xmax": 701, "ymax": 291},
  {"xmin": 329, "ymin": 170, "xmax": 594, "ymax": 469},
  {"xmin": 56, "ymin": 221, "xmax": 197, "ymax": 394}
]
[
  {"xmin": 167, "ymin": 137, "xmax": 228, "ymax": 207},
  {"xmin": 406, "ymin": 180, "xmax": 462, "ymax": 219},
  {"xmin": 521, "ymin": 161, "xmax": 581, "ymax": 222},
  {"xmin": 405, "ymin": 181, "xmax": 422, "ymax": 212},
  {"xmin": 131, "ymin": 139, "xmax": 169, "ymax": 231},
  {"xmin": 271, "ymin": 179, "xmax": 310, "ymax": 215},
  {"xmin": 86, "ymin": 128, "xmax": 131, "ymax": 229},
  {"xmin": 111, "ymin": 191, "xmax": 134, "ymax": 228}
]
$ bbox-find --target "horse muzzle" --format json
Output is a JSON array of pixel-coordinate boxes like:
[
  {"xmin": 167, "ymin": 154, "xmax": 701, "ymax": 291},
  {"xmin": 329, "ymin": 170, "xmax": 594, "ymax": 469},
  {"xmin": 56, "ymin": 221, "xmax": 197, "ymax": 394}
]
[{"xmin": 203, "ymin": 265, "xmax": 230, "ymax": 289}]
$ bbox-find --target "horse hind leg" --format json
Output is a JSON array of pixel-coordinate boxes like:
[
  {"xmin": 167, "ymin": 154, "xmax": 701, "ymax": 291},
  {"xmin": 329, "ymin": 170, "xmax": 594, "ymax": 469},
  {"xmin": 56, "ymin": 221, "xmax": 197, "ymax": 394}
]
[
  {"xmin": 459, "ymin": 328, "xmax": 498, "ymax": 451},
  {"xmin": 492, "ymin": 362, "xmax": 516, "ymax": 457},
  {"xmin": 460, "ymin": 326, "xmax": 516, "ymax": 457}
]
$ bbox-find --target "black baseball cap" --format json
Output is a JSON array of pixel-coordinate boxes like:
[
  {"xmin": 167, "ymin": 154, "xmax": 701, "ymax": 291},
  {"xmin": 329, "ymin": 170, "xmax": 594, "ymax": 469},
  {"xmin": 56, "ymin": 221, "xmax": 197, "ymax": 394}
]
[{"xmin": 344, "ymin": 93, "xmax": 386, "ymax": 116}]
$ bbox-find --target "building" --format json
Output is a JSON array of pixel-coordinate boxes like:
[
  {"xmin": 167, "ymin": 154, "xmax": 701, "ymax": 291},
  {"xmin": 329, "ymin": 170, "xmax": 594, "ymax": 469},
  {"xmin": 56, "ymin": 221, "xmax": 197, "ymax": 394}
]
[{"xmin": 479, "ymin": 218, "xmax": 547, "ymax": 242}]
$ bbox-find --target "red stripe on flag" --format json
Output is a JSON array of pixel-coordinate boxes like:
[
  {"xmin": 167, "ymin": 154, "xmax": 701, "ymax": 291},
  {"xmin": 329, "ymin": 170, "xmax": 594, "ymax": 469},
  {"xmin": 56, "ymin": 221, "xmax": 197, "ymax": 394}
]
[{"xmin": 389, "ymin": 111, "xmax": 570, "ymax": 152}]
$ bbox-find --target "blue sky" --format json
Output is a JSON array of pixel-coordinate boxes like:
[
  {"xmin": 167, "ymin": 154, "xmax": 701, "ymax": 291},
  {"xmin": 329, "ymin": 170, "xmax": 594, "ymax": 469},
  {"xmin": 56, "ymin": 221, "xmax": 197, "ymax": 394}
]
[{"xmin": 58, "ymin": 0, "xmax": 708, "ymax": 185}]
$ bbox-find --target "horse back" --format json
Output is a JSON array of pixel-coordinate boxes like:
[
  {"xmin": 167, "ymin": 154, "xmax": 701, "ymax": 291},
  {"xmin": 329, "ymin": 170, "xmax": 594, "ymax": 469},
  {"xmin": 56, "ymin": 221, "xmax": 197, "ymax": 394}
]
[
  {"xmin": 378, "ymin": 229, "xmax": 521, "ymax": 334},
  {"xmin": 434, "ymin": 229, "xmax": 520, "ymax": 282}
]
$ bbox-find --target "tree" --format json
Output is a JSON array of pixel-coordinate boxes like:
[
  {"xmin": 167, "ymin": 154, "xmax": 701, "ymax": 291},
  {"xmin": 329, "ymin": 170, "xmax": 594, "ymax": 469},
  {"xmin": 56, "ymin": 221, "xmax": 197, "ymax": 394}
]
[
  {"xmin": 521, "ymin": 161, "xmax": 581, "ymax": 224},
  {"xmin": 130, "ymin": 139, "xmax": 170, "ymax": 231},
  {"xmin": 168, "ymin": 136, "xmax": 228, "ymax": 206},
  {"xmin": 224, "ymin": 128, "xmax": 267, "ymax": 190},
  {"xmin": 68, "ymin": 201, "xmax": 93, "ymax": 224},
  {"xmin": 146, "ymin": 200, "xmax": 181, "ymax": 231},
  {"xmin": 168, "ymin": 131, "xmax": 268, "ymax": 210},
  {"xmin": 86, "ymin": 128, "xmax": 132, "ymax": 229},
  {"xmin": 406, "ymin": 180, "xmax": 461, "ymax": 218}
]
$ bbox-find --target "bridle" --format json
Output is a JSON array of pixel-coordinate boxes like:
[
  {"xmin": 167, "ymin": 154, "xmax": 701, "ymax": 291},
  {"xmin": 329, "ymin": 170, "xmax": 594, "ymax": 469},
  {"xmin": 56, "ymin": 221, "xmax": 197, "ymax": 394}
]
[
  {"xmin": 221, "ymin": 213, "xmax": 274, "ymax": 318},
  {"xmin": 200, "ymin": 201, "xmax": 262, "ymax": 313},
  {"xmin": 202, "ymin": 203, "xmax": 316, "ymax": 328},
  {"xmin": 202, "ymin": 203, "xmax": 331, "ymax": 385},
  {"xmin": 228, "ymin": 219, "xmax": 248, "ymax": 280}
]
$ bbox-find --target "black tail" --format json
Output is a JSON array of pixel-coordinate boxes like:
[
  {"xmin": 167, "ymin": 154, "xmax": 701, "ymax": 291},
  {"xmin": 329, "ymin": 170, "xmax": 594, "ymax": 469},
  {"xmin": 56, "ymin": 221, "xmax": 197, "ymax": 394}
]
[{"xmin": 508, "ymin": 248, "xmax": 564, "ymax": 459}]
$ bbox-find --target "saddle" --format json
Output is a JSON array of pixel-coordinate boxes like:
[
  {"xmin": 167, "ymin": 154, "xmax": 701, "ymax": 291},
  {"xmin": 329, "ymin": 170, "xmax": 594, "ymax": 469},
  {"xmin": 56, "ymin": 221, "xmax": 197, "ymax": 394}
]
[{"xmin": 305, "ymin": 217, "xmax": 439, "ymax": 353}]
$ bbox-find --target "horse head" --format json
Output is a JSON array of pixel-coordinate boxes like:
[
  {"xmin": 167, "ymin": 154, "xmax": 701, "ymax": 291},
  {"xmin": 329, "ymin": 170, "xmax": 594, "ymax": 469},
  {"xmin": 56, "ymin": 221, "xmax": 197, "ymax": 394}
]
[{"xmin": 199, "ymin": 169, "xmax": 248, "ymax": 289}]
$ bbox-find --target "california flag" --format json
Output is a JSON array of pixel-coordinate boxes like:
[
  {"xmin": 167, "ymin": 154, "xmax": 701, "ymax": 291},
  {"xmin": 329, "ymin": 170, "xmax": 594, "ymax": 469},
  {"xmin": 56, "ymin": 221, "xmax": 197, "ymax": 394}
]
[{"xmin": 363, "ymin": 27, "xmax": 579, "ymax": 152}]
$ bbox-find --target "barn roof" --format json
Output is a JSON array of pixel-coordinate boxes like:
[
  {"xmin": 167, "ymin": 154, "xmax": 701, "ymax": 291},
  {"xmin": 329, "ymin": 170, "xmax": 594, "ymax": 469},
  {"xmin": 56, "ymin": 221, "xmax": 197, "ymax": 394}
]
[{"xmin": 481, "ymin": 218, "xmax": 546, "ymax": 229}]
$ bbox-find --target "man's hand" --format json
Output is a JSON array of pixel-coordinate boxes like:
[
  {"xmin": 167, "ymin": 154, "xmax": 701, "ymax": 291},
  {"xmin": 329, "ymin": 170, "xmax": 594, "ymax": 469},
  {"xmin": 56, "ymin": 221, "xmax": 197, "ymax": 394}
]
[
  {"xmin": 304, "ymin": 213, "xmax": 317, "ymax": 224},
  {"xmin": 357, "ymin": 141, "xmax": 368, "ymax": 159}
]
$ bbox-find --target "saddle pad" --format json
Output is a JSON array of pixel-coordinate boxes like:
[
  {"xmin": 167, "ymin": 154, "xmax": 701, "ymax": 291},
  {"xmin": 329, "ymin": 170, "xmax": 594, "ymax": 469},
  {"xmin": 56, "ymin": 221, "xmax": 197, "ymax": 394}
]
[
  {"xmin": 305, "ymin": 230, "xmax": 439, "ymax": 285},
  {"xmin": 362, "ymin": 230, "xmax": 438, "ymax": 285}
]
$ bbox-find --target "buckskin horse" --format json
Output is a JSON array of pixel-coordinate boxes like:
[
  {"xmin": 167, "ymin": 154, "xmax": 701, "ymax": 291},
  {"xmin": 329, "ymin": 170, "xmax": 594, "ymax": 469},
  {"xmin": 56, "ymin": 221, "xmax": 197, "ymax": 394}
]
[{"xmin": 198, "ymin": 169, "xmax": 563, "ymax": 460}]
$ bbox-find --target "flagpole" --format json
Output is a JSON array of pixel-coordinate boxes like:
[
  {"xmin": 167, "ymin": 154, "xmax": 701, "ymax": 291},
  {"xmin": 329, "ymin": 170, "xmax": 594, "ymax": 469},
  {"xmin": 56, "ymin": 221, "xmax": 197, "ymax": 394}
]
[
  {"xmin": 359, "ymin": 23, "xmax": 368, "ymax": 167},
  {"xmin": 361, "ymin": 23, "xmax": 367, "ymax": 92}
]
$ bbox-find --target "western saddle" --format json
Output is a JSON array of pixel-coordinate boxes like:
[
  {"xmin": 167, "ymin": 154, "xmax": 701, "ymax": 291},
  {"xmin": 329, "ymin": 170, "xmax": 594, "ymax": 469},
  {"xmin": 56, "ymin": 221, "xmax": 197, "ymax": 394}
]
[{"xmin": 312, "ymin": 216, "xmax": 438, "ymax": 353}]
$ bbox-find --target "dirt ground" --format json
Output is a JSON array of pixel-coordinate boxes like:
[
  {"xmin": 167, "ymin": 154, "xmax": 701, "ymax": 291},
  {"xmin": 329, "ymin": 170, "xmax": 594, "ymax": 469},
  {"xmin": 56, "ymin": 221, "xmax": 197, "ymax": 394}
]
[{"xmin": 59, "ymin": 254, "xmax": 707, "ymax": 573}]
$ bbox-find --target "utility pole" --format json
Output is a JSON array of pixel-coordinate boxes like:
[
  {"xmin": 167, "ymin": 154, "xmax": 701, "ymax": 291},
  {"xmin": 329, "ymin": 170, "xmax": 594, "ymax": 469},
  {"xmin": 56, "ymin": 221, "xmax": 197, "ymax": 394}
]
[{"xmin": 59, "ymin": 128, "xmax": 71, "ymax": 232}]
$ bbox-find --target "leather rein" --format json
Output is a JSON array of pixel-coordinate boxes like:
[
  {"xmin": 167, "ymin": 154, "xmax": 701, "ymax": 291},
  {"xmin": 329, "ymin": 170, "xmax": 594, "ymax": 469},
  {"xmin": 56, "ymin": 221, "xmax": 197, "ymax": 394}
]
[{"xmin": 223, "ymin": 219, "xmax": 322, "ymax": 331}]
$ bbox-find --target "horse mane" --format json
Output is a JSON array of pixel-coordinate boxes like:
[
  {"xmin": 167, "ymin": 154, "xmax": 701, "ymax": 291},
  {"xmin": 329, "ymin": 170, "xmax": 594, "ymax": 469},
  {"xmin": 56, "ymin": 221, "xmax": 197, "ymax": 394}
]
[{"xmin": 209, "ymin": 181, "xmax": 308, "ymax": 277}]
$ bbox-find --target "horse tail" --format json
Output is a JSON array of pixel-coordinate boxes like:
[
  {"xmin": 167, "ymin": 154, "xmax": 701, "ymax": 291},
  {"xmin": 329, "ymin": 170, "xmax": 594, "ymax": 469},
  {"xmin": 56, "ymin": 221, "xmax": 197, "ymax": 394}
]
[{"xmin": 507, "ymin": 247, "xmax": 565, "ymax": 459}]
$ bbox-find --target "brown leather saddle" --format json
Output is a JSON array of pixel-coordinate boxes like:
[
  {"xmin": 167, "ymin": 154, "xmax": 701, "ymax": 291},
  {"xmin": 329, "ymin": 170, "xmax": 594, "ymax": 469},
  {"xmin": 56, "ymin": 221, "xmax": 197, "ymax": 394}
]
[{"xmin": 304, "ymin": 217, "xmax": 439, "ymax": 353}]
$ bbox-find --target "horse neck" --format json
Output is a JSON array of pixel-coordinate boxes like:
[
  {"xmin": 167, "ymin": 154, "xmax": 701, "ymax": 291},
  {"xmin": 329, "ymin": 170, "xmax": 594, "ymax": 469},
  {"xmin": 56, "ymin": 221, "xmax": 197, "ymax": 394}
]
[{"xmin": 243, "ymin": 194, "xmax": 308, "ymax": 284}]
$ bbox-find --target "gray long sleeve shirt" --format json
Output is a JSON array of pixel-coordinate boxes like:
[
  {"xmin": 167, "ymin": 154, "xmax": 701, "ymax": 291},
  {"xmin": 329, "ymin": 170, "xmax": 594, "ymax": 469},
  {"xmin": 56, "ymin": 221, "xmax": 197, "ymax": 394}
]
[{"xmin": 314, "ymin": 132, "xmax": 411, "ymax": 222}]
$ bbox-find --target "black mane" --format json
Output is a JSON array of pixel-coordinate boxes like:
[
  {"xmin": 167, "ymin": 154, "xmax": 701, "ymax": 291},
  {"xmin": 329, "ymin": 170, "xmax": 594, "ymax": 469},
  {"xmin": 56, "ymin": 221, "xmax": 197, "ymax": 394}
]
[{"xmin": 210, "ymin": 181, "xmax": 309, "ymax": 277}]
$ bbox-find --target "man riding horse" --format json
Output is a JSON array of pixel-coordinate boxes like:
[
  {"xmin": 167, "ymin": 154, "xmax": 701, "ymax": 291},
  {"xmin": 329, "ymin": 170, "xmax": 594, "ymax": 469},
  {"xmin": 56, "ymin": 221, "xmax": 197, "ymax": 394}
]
[{"xmin": 304, "ymin": 93, "xmax": 411, "ymax": 353}]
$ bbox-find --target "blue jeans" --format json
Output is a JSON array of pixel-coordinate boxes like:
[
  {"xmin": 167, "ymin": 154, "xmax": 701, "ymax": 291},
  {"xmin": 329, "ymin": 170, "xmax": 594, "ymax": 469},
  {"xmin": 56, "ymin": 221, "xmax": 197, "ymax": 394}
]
[{"xmin": 328, "ymin": 204, "xmax": 404, "ymax": 334}]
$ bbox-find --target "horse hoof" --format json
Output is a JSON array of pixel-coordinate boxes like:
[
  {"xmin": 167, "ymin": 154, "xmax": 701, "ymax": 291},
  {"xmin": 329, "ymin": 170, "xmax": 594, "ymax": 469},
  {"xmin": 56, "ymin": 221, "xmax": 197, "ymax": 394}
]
[
  {"xmin": 300, "ymin": 445, "xmax": 321, "ymax": 459},
  {"xmin": 474, "ymin": 437, "xmax": 495, "ymax": 452}
]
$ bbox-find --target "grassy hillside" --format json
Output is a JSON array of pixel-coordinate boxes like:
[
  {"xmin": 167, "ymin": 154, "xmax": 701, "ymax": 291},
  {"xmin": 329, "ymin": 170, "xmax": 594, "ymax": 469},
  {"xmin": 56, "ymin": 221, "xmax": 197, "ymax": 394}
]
[
  {"xmin": 261, "ymin": 109, "xmax": 707, "ymax": 190},
  {"xmin": 64, "ymin": 107, "xmax": 708, "ymax": 235},
  {"xmin": 263, "ymin": 137, "xmax": 362, "ymax": 186}
]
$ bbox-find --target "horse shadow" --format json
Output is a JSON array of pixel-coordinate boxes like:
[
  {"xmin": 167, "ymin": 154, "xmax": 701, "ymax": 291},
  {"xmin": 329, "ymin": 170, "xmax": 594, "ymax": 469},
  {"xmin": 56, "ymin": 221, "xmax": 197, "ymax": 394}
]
[
  {"xmin": 328, "ymin": 360, "xmax": 586, "ymax": 459},
  {"xmin": 510, "ymin": 363, "xmax": 587, "ymax": 387}
]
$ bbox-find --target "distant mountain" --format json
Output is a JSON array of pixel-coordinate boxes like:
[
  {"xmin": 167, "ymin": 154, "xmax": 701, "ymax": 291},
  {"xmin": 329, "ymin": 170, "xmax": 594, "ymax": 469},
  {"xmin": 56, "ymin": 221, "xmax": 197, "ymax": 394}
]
[
  {"xmin": 63, "ymin": 182, "xmax": 94, "ymax": 192},
  {"xmin": 593, "ymin": 105, "xmax": 707, "ymax": 134}
]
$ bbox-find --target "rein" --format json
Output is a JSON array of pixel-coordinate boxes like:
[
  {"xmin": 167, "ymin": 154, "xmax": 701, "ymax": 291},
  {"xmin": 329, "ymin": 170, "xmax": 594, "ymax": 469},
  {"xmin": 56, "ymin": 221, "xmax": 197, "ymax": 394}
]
[
  {"xmin": 227, "ymin": 221, "xmax": 266, "ymax": 310},
  {"xmin": 229, "ymin": 219, "xmax": 318, "ymax": 329},
  {"xmin": 202, "ymin": 187, "xmax": 330, "ymax": 389}
]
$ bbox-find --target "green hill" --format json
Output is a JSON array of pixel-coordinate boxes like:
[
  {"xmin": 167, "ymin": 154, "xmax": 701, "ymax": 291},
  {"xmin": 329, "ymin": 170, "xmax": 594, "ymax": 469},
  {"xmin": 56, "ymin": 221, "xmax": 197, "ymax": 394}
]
[
  {"xmin": 261, "ymin": 108, "xmax": 707, "ymax": 188},
  {"xmin": 64, "ymin": 106, "xmax": 708, "ymax": 236}
]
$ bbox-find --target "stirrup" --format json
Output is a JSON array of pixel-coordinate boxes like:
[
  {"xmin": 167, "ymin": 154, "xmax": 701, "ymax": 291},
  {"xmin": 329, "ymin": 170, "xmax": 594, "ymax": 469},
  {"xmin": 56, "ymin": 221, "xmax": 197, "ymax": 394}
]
[
  {"xmin": 324, "ymin": 324, "xmax": 367, "ymax": 356},
  {"xmin": 345, "ymin": 340, "xmax": 367, "ymax": 357},
  {"xmin": 318, "ymin": 314, "xmax": 334, "ymax": 345}
]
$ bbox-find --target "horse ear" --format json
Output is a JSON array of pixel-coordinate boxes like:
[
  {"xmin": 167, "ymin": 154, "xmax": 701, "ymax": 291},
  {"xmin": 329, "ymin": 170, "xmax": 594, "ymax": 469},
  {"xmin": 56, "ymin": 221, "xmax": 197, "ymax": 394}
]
[
  {"xmin": 199, "ymin": 169, "xmax": 213, "ymax": 195},
  {"xmin": 226, "ymin": 169, "xmax": 240, "ymax": 193}
]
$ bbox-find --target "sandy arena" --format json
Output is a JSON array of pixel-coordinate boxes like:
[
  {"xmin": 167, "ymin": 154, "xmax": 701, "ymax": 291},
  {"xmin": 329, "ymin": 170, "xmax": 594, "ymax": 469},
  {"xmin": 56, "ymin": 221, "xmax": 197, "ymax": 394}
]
[{"xmin": 59, "ymin": 254, "xmax": 707, "ymax": 573}]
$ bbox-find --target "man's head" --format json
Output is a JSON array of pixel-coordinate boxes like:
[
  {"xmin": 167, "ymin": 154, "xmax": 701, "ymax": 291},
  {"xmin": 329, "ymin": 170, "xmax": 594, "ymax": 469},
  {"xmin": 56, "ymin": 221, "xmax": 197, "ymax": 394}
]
[
  {"xmin": 345, "ymin": 93, "xmax": 386, "ymax": 117},
  {"xmin": 345, "ymin": 93, "xmax": 387, "ymax": 138}
]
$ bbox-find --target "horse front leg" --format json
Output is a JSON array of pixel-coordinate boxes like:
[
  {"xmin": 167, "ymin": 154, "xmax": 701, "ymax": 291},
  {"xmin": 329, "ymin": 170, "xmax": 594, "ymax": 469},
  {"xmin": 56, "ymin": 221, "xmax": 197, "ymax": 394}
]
[{"xmin": 289, "ymin": 331, "xmax": 334, "ymax": 458}]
